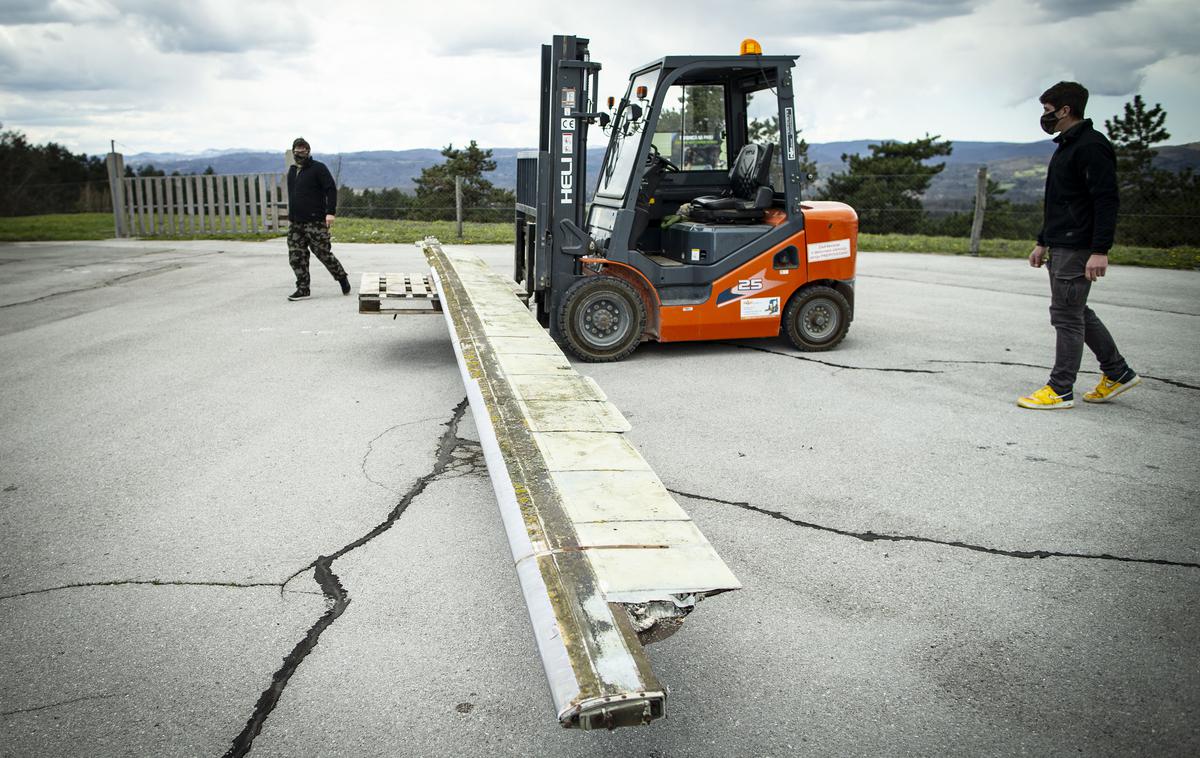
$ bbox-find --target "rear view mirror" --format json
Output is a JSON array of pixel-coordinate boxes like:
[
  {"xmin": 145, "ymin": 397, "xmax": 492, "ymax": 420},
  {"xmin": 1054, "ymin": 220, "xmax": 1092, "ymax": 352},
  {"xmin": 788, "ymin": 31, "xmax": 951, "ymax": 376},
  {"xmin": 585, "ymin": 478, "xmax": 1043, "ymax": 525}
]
[{"xmin": 628, "ymin": 104, "xmax": 643, "ymax": 121}]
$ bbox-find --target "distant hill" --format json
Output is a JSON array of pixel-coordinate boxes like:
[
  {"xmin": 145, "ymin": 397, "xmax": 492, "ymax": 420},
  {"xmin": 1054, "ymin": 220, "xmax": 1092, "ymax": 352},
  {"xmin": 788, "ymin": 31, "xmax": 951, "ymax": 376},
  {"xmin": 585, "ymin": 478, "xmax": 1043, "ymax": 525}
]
[{"xmin": 126, "ymin": 140, "xmax": 1200, "ymax": 207}]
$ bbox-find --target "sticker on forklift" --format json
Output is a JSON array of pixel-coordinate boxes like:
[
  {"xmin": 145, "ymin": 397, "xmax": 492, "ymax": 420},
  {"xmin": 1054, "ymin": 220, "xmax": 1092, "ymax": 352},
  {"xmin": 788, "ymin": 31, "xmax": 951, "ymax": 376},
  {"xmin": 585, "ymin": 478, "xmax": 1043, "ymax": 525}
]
[
  {"xmin": 785, "ymin": 107, "xmax": 797, "ymax": 161},
  {"xmin": 561, "ymin": 118, "xmax": 575, "ymax": 130},
  {"xmin": 741, "ymin": 297, "xmax": 780, "ymax": 319},
  {"xmin": 807, "ymin": 239, "xmax": 851, "ymax": 263},
  {"xmin": 562, "ymin": 88, "xmax": 576, "ymax": 109},
  {"xmin": 562, "ymin": 133, "xmax": 574, "ymax": 153}
]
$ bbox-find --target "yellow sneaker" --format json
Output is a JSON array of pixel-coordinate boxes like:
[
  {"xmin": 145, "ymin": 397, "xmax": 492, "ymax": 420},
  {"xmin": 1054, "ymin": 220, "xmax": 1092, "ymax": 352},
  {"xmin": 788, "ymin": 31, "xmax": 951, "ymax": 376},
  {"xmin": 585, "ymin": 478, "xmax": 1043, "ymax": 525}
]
[
  {"xmin": 1083, "ymin": 371, "xmax": 1141, "ymax": 403},
  {"xmin": 1017, "ymin": 385, "xmax": 1074, "ymax": 409}
]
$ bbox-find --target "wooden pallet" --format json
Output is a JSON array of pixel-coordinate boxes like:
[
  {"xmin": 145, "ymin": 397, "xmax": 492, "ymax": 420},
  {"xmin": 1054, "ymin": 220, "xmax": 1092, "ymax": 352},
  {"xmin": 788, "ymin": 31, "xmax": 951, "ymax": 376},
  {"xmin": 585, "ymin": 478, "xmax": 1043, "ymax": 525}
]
[{"xmin": 358, "ymin": 273, "xmax": 442, "ymax": 314}]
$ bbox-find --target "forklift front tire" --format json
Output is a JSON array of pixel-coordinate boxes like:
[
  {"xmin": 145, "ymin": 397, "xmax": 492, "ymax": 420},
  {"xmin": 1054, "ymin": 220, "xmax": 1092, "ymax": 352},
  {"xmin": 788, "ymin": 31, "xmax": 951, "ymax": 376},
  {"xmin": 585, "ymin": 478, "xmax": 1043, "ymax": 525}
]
[
  {"xmin": 783, "ymin": 285, "xmax": 851, "ymax": 352},
  {"xmin": 559, "ymin": 276, "xmax": 646, "ymax": 362}
]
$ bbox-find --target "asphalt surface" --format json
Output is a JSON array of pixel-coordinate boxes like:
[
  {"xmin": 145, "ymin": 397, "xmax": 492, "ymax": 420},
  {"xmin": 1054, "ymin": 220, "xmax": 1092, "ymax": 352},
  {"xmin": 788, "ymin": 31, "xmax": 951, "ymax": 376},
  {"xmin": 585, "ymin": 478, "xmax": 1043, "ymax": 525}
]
[{"xmin": 1, "ymin": 240, "xmax": 1197, "ymax": 757}]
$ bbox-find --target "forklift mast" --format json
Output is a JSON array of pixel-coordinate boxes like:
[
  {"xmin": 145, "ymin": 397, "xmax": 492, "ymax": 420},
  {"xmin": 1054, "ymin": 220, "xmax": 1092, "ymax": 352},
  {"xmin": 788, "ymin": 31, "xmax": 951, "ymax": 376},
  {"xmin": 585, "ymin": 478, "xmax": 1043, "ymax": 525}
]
[{"xmin": 515, "ymin": 35, "xmax": 601, "ymax": 335}]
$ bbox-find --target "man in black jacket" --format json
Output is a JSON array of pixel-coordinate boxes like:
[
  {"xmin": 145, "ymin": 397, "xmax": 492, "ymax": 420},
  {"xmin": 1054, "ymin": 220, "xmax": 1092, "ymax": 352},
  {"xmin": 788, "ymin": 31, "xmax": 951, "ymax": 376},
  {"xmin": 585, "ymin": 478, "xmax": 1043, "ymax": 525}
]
[
  {"xmin": 286, "ymin": 137, "xmax": 350, "ymax": 301},
  {"xmin": 1018, "ymin": 82, "xmax": 1139, "ymax": 410}
]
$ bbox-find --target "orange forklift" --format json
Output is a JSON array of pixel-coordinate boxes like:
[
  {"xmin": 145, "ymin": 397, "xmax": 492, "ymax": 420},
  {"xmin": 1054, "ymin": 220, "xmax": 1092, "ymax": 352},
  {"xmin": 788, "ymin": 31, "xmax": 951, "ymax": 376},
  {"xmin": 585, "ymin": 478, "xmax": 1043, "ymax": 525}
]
[{"xmin": 514, "ymin": 36, "xmax": 858, "ymax": 361}]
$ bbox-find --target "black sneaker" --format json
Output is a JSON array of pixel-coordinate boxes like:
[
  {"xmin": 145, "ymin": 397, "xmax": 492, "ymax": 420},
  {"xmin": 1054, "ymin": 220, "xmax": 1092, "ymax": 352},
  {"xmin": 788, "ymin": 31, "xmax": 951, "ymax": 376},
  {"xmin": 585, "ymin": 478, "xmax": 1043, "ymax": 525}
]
[
  {"xmin": 287, "ymin": 288, "xmax": 311, "ymax": 301},
  {"xmin": 338, "ymin": 275, "xmax": 351, "ymax": 295}
]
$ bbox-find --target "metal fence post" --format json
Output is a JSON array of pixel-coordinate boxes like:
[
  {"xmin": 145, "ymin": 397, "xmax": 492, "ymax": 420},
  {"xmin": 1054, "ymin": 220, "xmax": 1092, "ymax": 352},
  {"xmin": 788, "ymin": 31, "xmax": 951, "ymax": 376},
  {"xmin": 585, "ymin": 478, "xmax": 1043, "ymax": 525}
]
[
  {"xmin": 455, "ymin": 176, "xmax": 464, "ymax": 239},
  {"xmin": 106, "ymin": 151, "xmax": 127, "ymax": 238},
  {"xmin": 969, "ymin": 165, "xmax": 987, "ymax": 256}
]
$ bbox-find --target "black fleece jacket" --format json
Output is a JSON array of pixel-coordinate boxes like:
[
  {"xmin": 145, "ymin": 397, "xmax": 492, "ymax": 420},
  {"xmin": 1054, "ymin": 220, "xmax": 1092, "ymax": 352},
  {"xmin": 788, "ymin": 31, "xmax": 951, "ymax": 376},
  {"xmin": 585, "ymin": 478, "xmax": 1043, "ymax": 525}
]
[
  {"xmin": 287, "ymin": 158, "xmax": 337, "ymax": 223},
  {"xmin": 1037, "ymin": 119, "xmax": 1120, "ymax": 254}
]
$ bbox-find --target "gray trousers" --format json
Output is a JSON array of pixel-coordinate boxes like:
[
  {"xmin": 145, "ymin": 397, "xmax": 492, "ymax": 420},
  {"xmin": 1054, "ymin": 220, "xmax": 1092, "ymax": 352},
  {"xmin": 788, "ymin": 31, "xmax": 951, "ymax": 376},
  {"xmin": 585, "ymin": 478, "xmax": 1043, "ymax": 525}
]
[{"xmin": 1046, "ymin": 247, "xmax": 1130, "ymax": 393}]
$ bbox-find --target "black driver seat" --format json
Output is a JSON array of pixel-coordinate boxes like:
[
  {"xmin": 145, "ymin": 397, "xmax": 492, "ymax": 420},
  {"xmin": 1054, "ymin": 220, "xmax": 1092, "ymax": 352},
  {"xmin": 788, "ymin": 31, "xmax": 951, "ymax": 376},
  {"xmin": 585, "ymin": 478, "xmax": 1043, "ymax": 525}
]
[{"xmin": 689, "ymin": 143, "xmax": 775, "ymax": 223}]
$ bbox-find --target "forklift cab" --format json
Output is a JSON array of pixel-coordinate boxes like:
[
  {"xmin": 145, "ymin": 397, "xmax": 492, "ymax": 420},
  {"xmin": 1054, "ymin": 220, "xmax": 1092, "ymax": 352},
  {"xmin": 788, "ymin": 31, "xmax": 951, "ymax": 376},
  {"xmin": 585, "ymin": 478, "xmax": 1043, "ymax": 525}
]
[
  {"xmin": 588, "ymin": 53, "xmax": 802, "ymax": 281},
  {"xmin": 515, "ymin": 36, "xmax": 857, "ymax": 362}
]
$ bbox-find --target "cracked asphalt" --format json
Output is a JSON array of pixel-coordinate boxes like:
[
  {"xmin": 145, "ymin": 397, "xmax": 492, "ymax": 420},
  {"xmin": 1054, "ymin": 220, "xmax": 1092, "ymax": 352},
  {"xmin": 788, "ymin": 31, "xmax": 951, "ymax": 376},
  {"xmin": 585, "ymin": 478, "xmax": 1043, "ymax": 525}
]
[{"xmin": 1, "ymin": 240, "xmax": 1197, "ymax": 757}]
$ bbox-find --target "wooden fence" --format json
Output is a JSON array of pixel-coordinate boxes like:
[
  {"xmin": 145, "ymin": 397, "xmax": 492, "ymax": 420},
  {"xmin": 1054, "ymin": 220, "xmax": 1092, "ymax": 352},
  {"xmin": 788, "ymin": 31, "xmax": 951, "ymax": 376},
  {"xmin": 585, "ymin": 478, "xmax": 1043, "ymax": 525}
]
[{"xmin": 117, "ymin": 172, "xmax": 288, "ymax": 237}]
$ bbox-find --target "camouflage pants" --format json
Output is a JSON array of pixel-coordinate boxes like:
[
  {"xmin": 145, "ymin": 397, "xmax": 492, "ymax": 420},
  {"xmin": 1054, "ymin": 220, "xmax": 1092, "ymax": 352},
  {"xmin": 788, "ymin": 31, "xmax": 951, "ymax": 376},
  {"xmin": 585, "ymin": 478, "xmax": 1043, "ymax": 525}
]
[{"xmin": 287, "ymin": 221, "xmax": 346, "ymax": 289}]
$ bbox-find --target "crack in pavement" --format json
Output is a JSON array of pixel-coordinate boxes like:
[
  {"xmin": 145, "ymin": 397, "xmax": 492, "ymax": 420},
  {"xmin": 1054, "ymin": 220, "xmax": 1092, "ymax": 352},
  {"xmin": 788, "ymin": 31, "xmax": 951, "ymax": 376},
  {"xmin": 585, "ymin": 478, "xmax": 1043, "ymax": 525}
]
[
  {"xmin": 929, "ymin": 359, "xmax": 1200, "ymax": 391},
  {"xmin": 0, "ymin": 263, "xmax": 187, "ymax": 309},
  {"xmin": 669, "ymin": 488, "xmax": 1200, "ymax": 570},
  {"xmin": 857, "ymin": 273, "xmax": 1199, "ymax": 317},
  {"xmin": 721, "ymin": 342, "xmax": 943, "ymax": 373},
  {"xmin": 440, "ymin": 438, "xmax": 486, "ymax": 480},
  {"xmin": 359, "ymin": 415, "xmax": 447, "ymax": 494},
  {"xmin": 0, "ymin": 579, "xmax": 285, "ymax": 602},
  {"xmin": 65, "ymin": 249, "xmax": 220, "ymax": 268},
  {"xmin": 2, "ymin": 693, "xmax": 119, "ymax": 717},
  {"xmin": 225, "ymin": 398, "xmax": 470, "ymax": 758},
  {"xmin": 728, "ymin": 345, "xmax": 1196, "ymax": 389}
]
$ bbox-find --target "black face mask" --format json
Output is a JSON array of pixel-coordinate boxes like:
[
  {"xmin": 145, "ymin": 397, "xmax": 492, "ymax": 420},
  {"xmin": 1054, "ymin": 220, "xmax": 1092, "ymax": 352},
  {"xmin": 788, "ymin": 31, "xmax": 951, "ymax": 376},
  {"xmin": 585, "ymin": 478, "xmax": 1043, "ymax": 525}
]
[{"xmin": 1040, "ymin": 108, "xmax": 1064, "ymax": 135}]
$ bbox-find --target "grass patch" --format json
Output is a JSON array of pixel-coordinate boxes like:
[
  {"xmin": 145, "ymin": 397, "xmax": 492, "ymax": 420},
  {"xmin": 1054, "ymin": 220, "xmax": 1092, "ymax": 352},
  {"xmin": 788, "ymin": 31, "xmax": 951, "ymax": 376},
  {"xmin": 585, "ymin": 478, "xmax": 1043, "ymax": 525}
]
[
  {"xmin": 0, "ymin": 213, "xmax": 116, "ymax": 241},
  {"xmin": 4, "ymin": 214, "xmax": 1196, "ymax": 270},
  {"xmin": 0, "ymin": 213, "xmax": 511, "ymax": 244},
  {"xmin": 0, "ymin": 212, "xmax": 281, "ymax": 241},
  {"xmin": 859, "ymin": 233, "xmax": 1200, "ymax": 270},
  {"xmin": 331, "ymin": 217, "xmax": 513, "ymax": 244}
]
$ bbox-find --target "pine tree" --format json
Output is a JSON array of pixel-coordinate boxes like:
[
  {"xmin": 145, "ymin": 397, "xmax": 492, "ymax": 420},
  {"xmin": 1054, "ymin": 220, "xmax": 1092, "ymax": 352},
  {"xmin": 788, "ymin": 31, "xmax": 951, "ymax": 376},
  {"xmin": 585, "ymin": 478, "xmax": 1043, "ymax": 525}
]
[
  {"xmin": 818, "ymin": 135, "xmax": 953, "ymax": 233},
  {"xmin": 1104, "ymin": 97, "xmax": 1198, "ymax": 247},
  {"xmin": 1104, "ymin": 94, "xmax": 1170, "ymax": 187},
  {"xmin": 413, "ymin": 141, "xmax": 513, "ymax": 221}
]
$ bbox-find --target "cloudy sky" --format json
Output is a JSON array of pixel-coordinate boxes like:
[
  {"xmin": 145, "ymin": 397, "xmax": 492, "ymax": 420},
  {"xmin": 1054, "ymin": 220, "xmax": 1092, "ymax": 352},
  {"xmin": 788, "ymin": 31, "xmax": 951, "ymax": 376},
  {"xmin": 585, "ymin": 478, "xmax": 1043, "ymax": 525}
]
[{"xmin": 1, "ymin": 0, "xmax": 1197, "ymax": 156}]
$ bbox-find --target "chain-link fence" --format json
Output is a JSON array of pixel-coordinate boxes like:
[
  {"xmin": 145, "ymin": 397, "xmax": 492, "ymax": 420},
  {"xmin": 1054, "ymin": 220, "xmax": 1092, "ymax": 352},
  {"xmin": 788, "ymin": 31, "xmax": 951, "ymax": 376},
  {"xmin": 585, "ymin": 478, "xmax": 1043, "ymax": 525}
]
[
  {"xmin": 802, "ymin": 170, "xmax": 1199, "ymax": 249},
  {"xmin": 335, "ymin": 188, "xmax": 512, "ymax": 224},
  {"xmin": 1, "ymin": 179, "xmax": 114, "ymax": 216}
]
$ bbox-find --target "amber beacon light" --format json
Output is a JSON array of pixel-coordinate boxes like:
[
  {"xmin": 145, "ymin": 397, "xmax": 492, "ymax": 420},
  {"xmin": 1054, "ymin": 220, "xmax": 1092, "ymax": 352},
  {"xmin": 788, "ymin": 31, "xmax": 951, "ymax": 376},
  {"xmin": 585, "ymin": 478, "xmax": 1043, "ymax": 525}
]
[{"xmin": 740, "ymin": 38, "xmax": 763, "ymax": 55}]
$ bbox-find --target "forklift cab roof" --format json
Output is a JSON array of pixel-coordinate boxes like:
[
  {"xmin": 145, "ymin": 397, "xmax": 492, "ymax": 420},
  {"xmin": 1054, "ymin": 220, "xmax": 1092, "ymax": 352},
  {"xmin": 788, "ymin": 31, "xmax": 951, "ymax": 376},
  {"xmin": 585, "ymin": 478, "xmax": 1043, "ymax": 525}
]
[
  {"xmin": 630, "ymin": 54, "xmax": 799, "ymax": 78},
  {"xmin": 626, "ymin": 55, "xmax": 799, "ymax": 95}
]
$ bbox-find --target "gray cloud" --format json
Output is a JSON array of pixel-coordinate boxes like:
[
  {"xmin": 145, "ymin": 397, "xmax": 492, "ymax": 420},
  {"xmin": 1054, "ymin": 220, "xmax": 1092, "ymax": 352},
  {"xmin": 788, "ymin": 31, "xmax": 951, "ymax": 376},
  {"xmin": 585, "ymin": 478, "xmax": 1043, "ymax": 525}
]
[
  {"xmin": 0, "ymin": 33, "xmax": 18, "ymax": 73},
  {"xmin": 119, "ymin": 1, "xmax": 312, "ymax": 54},
  {"xmin": 0, "ymin": 0, "xmax": 62, "ymax": 24},
  {"xmin": 0, "ymin": 21, "xmax": 182, "ymax": 93},
  {"xmin": 0, "ymin": 0, "xmax": 118, "ymax": 25},
  {"xmin": 0, "ymin": 1, "xmax": 312, "ymax": 54},
  {"xmin": 0, "ymin": 0, "xmax": 120, "ymax": 25},
  {"xmin": 433, "ymin": 21, "xmax": 555, "ymax": 57},
  {"xmin": 690, "ymin": 0, "xmax": 982, "ymax": 35},
  {"xmin": 1057, "ymin": 1, "xmax": 1200, "ymax": 96},
  {"xmin": 1, "ymin": 95, "xmax": 138, "ymax": 126},
  {"xmin": 1031, "ymin": 0, "xmax": 1135, "ymax": 21},
  {"xmin": 0, "ymin": 0, "xmax": 313, "ymax": 98},
  {"xmin": 434, "ymin": 0, "xmax": 983, "ymax": 57}
]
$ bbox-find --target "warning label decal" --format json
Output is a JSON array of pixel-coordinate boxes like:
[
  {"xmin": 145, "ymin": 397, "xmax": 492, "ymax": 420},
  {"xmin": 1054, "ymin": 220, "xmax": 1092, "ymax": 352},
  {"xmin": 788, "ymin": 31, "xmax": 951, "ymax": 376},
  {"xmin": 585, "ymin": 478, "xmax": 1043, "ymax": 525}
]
[{"xmin": 807, "ymin": 238, "xmax": 851, "ymax": 263}]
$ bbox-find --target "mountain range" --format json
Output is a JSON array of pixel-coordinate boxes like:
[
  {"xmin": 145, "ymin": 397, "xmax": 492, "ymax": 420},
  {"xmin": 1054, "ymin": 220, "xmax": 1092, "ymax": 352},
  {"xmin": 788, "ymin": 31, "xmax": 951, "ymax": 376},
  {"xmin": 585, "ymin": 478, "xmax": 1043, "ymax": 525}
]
[{"xmin": 126, "ymin": 140, "xmax": 1200, "ymax": 207}]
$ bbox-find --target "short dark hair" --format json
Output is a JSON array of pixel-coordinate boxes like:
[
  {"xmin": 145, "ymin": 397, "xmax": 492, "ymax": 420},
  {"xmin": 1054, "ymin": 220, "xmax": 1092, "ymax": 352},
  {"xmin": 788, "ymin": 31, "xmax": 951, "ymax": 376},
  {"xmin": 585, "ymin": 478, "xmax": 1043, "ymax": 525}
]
[
  {"xmin": 1039, "ymin": 81, "xmax": 1088, "ymax": 119},
  {"xmin": 292, "ymin": 137, "xmax": 310, "ymax": 149}
]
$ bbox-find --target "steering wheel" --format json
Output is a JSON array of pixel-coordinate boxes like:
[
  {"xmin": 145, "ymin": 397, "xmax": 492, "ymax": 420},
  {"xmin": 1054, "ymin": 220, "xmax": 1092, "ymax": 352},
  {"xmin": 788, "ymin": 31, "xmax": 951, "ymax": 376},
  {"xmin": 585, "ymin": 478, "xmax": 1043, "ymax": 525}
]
[{"xmin": 646, "ymin": 143, "xmax": 679, "ymax": 173}]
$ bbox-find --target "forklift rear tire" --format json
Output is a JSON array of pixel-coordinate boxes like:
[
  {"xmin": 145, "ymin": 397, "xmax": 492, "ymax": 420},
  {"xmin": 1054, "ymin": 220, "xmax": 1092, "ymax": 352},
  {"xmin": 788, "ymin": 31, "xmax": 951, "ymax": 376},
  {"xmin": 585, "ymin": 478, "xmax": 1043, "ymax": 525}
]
[
  {"xmin": 559, "ymin": 276, "xmax": 646, "ymax": 362},
  {"xmin": 784, "ymin": 285, "xmax": 850, "ymax": 352}
]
